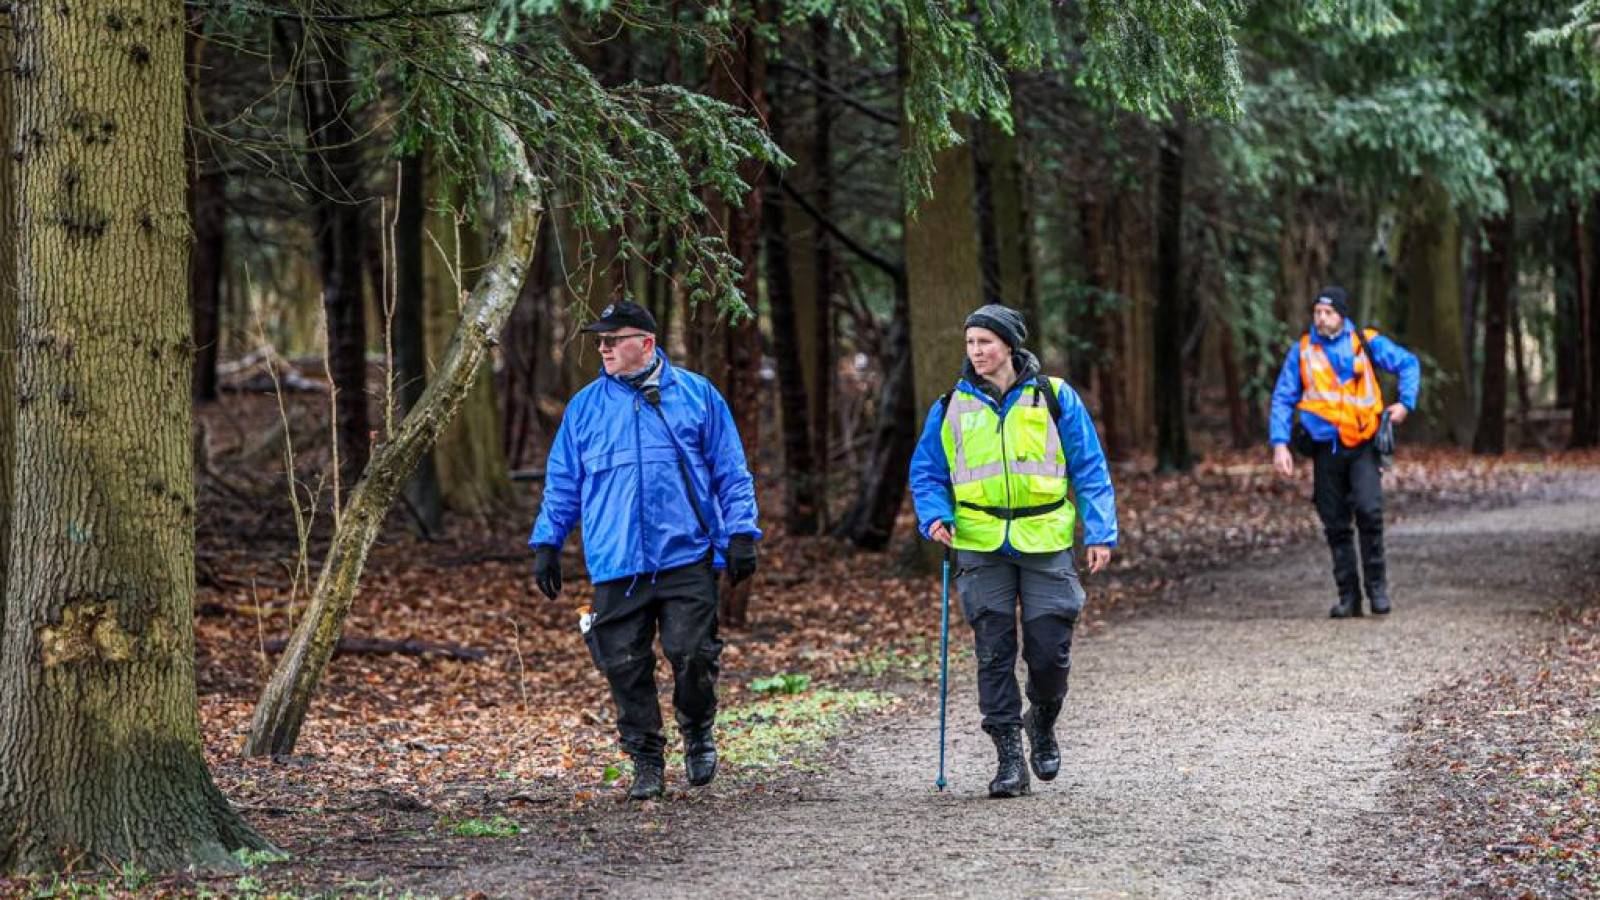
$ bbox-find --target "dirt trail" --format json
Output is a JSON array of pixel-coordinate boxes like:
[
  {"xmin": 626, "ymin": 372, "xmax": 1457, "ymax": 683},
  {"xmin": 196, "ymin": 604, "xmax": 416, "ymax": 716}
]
[{"xmin": 429, "ymin": 478, "xmax": 1600, "ymax": 900}]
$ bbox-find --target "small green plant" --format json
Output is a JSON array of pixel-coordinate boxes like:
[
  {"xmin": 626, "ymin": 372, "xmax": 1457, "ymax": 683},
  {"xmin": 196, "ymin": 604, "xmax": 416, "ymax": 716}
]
[
  {"xmin": 118, "ymin": 864, "xmax": 151, "ymax": 891},
  {"xmin": 233, "ymin": 846, "xmax": 291, "ymax": 869},
  {"xmin": 749, "ymin": 672, "xmax": 811, "ymax": 695},
  {"xmin": 441, "ymin": 816, "xmax": 521, "ymax": 838},
  {"xmin": 602, "ymin": 764, "xmax": 623, "ymax": 784},
  {"xmin": 717, "ymin": 688, "xmax": 895, "ymax": 771}
]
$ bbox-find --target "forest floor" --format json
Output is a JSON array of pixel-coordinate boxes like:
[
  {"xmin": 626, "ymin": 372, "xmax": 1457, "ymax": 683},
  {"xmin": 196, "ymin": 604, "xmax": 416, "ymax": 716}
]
[{"xmin": 2, "ymin": 392, "xmax": 1597, "ymax": 899}]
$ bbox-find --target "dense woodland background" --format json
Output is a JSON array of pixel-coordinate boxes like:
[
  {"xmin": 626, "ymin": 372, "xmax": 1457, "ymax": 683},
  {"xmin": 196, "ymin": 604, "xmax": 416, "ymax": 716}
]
[
  {"xmin": 3, "ymin": 0, "xmax": 1600, "ymax": 880},
  {"xmin": 179, "ymin": 0, "xmax": 1600, "ymax": 554}
]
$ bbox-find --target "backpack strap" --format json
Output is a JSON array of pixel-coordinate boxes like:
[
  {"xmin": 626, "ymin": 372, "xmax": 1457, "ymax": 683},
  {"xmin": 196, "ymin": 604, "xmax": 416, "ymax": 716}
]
[{"xmin": 1033, "ymin": 374, "xmax": 1063, "ymax": 423}]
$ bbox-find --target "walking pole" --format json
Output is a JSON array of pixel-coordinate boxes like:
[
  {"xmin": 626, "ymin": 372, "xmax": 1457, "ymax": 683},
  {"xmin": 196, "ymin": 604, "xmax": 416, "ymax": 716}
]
[{"xmin": 936, "ymin": 543, "xmax": 952, "ymax": 791}]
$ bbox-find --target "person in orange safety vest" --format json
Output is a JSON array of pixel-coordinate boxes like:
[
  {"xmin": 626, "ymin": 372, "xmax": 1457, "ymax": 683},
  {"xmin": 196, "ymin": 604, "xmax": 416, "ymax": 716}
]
[{"xmin": 1270, "ymin": 286, "xmax": 1420, "ymax": 619}]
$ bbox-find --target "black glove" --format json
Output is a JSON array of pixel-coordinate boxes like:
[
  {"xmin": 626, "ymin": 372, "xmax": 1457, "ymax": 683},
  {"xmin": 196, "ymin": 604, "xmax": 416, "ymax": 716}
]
[
  {"xmin": 533, "ymin": 545, "xmax": 563, "ymax": 599},
  {"xmin": 727, "ymin": 533, "xmax": 757, "ymax": 585}
]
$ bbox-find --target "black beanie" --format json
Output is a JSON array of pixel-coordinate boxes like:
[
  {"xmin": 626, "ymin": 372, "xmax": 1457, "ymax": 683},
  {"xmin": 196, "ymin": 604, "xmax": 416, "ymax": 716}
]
[
  {"xmin": 1313, "ymin": 286, "xmax": 1350, "ymax": 319},
  {"xmin": 963, "ymin": 303, "xmax": 1028, "ymax": 349}
]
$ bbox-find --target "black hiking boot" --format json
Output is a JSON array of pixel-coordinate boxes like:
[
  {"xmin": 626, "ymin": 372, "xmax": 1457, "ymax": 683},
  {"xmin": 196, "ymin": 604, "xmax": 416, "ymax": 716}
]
[
  {"xmin": 684, "ymin": 727, "xmax": 718, "ymax": 787},
  {"xmin": 628, "ymin": 757, "xmax": 665, "ymax": 801},
  {"xmin": 987, "ymin": 726, "xmax": 1030, "ymax": 798},
  {"xmin": 1360, "ymin": 531, "xmax": 1391, "ymax": 615},
  {"xmin": 1328, "ymin": 541, "xmax": 1363, "ymax": 619},
  {"xmin": 1024, "ymin": 701, "xmax": 1062, "ymax": 782}
]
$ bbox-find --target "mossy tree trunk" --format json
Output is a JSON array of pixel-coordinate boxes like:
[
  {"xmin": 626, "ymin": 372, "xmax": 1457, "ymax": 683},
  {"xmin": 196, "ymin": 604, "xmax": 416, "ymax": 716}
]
[
  {"xmin": 0, "ymin": 24, "xmax": 15, "ymax": 643},
  {"xmin": 905, "ymin": 118, "xmax": 981, "ymax": 425},
  {"xmin": 0, "ymin": 0, "xmax": 269, "ymax": 871},
  {"xmin": 1403, "ymin": 176, "xmax": 1474, "ymax": 444}
]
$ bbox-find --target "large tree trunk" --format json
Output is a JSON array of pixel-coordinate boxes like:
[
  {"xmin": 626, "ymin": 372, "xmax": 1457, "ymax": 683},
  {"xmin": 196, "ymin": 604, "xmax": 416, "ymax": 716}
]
[
  {"xmin": 1580, "ymin": 195, "xmax": 1600, "ymax": 448},
  {"xmin": 246, "ymin": 78, "xmax": 543, "ymax": 756},
  {"xmin": 0, "ymin": 0, "xmax": 269, "ymax": 870},
  {"xmin": 425, "ymin": 162, "xmax": 508, "ymax": 516},
  {"xmin": 395, "ymin": 152, "xmax": 443, "ymax": 532},
  {"xmin": 1473, "ymin": 189, "xmax": 1513, "ymax": 456},
  {"xmin": 1404, "ymin": 176, "xmax": 1474, "ymax": 444},
  {"xmin": 987, "ymin": 115, "xmax": 1037, "ymax": 331},
  {"xmin": 304, "ymin": 32, "xmax": 371, "ymax": 482},
  {"xmin": 187, "ymin": 26, "xmax": 224, "ymax": 404},
  {"xmin": 0, "ymin": 23, "xmax": 16, "ymax": 636},
  {"xmin": 765, "ymin": 70, "xmax": 819, "ymax": 534},
  {"xmin": 1570, "ymin": 202, "xmax": 1594, "ymax": 447},
  {"xmin": 1080, "ymin": 188, "xmax": 1124, "ymax": 460},
  {"xmin": 1154, "ymin": 119, "xmax": 1191, "ymax": 471},
  {"xmin": 1509, "ymin": 285, "xmax": 1532, "ymax": 446},
  {"xmin": 905, "ymin": 119, "xmax": 981, "ymax": 428}
]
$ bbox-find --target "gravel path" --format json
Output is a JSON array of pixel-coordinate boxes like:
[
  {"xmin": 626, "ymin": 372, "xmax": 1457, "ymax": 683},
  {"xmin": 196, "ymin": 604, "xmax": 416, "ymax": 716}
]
[{"xmin": 586, "ymin": 477, "xmax": 1600, "ymax": 900}]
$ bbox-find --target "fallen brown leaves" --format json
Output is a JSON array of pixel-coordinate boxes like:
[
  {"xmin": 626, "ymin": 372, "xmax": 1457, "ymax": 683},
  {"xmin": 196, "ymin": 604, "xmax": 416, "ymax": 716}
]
[{"xmin": 1372, "ymin": 580, "xmax": 1600, "ymax": 898}]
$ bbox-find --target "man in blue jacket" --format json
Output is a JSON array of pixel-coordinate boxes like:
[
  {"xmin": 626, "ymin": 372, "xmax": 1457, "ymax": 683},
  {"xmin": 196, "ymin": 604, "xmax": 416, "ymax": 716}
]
[
  {"xmin": 530, "ymin": 301, "xmax": 760, "ymax": 800},
  {"xmin": 909, "ymin": 304, "xmax": 1117, "ymax": 798},
  {"xmin": 1270, "ymin": 286, "xmax": 1420, "ymax": 619}
]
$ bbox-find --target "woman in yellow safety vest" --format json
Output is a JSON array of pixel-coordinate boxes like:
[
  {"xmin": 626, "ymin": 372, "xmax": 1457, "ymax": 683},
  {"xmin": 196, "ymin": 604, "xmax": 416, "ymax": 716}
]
[
  {"xmin": 1270, "ymin": 286, "xmax": 1420, "ymax": 619},
  {"xmin": 910, "ymin": 304, "xmax": 1118, "ymax": 798}
]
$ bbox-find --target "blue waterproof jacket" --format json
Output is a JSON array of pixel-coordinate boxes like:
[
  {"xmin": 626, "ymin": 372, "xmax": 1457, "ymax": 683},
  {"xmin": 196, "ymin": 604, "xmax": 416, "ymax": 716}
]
[
  {"xmin": 909, "ymin": 376, "xmax": 1118, "ymax": 552},
  {"xmin": 1269, "ymin": 320, "xmax": 1420, "ymax": 447},
  {"xmin": 529, "ymin": 350, "xmax": 761, "ymax": 584}
]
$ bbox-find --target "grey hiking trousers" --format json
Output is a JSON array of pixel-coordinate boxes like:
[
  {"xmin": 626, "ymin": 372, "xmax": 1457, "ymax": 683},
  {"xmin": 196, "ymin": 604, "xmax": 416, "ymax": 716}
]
[{"xmin": 954, "ymin": 548, "xmax": 1085, "ymax": 733}]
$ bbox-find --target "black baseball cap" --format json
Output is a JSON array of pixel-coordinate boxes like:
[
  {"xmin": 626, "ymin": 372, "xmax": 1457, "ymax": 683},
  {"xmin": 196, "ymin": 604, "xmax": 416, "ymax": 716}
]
[{"xmin": 581, "ymin": 300, "xmax": 658, "ymax": 335}]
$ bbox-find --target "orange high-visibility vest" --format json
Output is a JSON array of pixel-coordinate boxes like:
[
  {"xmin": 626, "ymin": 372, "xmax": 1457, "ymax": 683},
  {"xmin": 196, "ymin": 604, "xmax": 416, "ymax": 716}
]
[{"xmin": 1297, "ymin": 329, "xmax": 1385, "ymax": 448}]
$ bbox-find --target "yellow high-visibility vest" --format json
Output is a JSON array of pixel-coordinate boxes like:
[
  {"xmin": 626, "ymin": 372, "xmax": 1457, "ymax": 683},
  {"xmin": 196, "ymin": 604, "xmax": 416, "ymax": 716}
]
[{"xmin": 939, "ymin": 377, "xmax": 1075, "ymax": 552}]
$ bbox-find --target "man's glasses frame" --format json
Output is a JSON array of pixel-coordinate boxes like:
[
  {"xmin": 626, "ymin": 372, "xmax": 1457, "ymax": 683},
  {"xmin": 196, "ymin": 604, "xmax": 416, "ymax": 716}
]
[{"xmin": 593, "ymin": 332, "xmax": 651, "ymax": 350}]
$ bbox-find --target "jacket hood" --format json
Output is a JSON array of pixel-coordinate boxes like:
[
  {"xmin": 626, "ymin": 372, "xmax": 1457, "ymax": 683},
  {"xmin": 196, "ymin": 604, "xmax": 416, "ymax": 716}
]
[{"xmin": 961, "ymin": 349, "xmax": 1041, "ymax": 404}]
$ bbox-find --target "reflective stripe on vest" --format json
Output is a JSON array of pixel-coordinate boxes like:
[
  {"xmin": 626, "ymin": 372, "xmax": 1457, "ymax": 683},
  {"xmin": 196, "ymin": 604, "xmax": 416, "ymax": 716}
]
[
  {"xmin": 940, "ymin": 378, "xmax": 1075, "ymax": 553},
  {"xmin": 1297, "ymin": 330, "xmax": 1385, "ymax": 447}
]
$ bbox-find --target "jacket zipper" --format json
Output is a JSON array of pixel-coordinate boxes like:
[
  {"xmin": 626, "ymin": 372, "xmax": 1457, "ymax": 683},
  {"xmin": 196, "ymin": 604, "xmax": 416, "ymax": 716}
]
[{"xmin": 632, "ymin": 389, "xmax": 651, "ymax": 573}]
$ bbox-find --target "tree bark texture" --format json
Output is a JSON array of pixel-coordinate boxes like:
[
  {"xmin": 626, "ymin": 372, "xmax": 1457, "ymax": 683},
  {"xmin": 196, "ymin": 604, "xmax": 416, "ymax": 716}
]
[
  {"xmin": 185, "ymin": 26, "xmax": 223, "ymax": 403},
  {"xmin": 0, "ymin": 0, "xmax": 269, "ymax": 870},
  {"xmin": 1080, "ymin": 189, "xmax": 1123, "ymax": 460},
  {"xmin": 834, "ymin": 304, "xmax": 915, "ymax": 551},
  {"xmin": 980, "ymin": 113, "xmax": 1037, "ymax": 331},
  {"xmin": 905, "ymin": 118, "xmax": 981, "ymax": 427},
  {"xmin": 424, "ymin": 160, "xmax": 508, "ymax": 516},
  {"xmin": 394, "ymin": 151, "xmax": 443, "ymax": 532},
  {"xmin": 764, "ymin": 91, "xmax": 819, "ymax": 534},
  {"xmin": 1404, "ymin": 177, "xmax": 1474, "ymax": 445},
  {"xmin": 1581, "ymin": 195, "xmax": 1600, "ymax": 448},
  {"xmin": 1571, "ymin": 201, "xmax": 1594, "ymax": 447},
  {"xmin": 246, "ymin": 25, "xmax": 545, "ymax": 755},
  {"xmin": 1154, "ymin": 121, "xmax": 1191, "ymax": 471},
  {"xmin": 0, "ymin": 23, "xmax": 17, "ymax": 636},
  {"xmin": 303, "ymin": 32, "xmax": 371, "ymax": 481},
  {"xmin": 1473, "ymin": 194, "xmax": 1513, "ymax": 456}
]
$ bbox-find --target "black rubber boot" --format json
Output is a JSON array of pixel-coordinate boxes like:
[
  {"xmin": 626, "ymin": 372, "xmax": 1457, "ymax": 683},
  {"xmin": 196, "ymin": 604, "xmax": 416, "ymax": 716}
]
[
  {"xmin": 1024, "ymin": 701, "xmax": 1062, "ymax": 781},
  {"xmin": 628, "ymin": 757, "xmax": 665, "ymax": 801},
  {"xmin": 987, "ymin": 726, "xmax": 1030, "ymax": 798},
  {"xmin": 1328, "ymin": 541, "xmax": 1363, "ymax": 619},
  {"xmin": 684, "ymin": 727, "xmax": 718, "ymax": 787},
  {"xmin": 1360, "ymin": 531, "xmax": 1391, "ymax": 615}
]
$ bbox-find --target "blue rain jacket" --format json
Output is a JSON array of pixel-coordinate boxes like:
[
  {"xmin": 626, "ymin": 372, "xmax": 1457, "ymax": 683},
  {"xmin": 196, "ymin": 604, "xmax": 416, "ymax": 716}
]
[
  {"xmin": 1269, "ymin": 320, "xmax": 1420, "ymax": 447},
  {"xmin": 529, "ymin": 350, "xmax": 761, "ymax": 584},
  {"xmin": 909, "ymin": 377, "xmax": 1118, "ymax": 552}
]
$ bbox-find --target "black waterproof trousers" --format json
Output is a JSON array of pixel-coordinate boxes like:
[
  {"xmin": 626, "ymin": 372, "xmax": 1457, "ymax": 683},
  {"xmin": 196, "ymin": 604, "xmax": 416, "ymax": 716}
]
[
  {"xmin": 1310, "ymin": 439, "xmax": 1386, "ymax": 604},
  {"xmin": 585, "ymin": 555, "xmax": 722, "ymax": 764},
  {"xmin": 954, "ymin": 549, "xmax": 1085, "ymax": 733}
]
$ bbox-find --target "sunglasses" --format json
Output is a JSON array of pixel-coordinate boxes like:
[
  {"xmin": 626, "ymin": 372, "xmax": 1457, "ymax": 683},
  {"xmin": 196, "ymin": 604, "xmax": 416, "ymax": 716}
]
[{"xmin": 593, "ymin": 333, "xmax": 651, "ymax": 350}]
